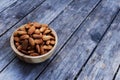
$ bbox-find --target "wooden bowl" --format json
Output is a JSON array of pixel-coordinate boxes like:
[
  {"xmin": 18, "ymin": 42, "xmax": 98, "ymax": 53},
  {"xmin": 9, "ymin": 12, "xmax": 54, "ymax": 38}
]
[{"xmin": 10, "ymin": 26, "xmax": 58, "ymax": 63}]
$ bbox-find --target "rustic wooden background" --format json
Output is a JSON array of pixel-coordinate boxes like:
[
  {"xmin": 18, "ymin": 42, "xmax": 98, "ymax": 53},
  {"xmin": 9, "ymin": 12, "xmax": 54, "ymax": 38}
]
[{"xmin": 0, "ymin": 0, "xmax": 120, "ymax": 80}]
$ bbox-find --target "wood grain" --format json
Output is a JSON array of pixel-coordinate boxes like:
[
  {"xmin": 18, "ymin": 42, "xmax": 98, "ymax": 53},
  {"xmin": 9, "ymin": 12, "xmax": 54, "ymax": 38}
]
[
  {"xmin": 0, "ymin": 0, "xmax": 18, "ymax": 12},
  {"xmin": 37, "ymin": 1, "xmax": 120, "ymax": 80},
  {"xmin": 0, "ymin": 0, "xmax": 45, "ymax": 36},
  {"xmin": 0, "ymin": 0, "xmax": 102, "ymax": 80},
  {"xmin": 0, "ymin": 0, "xmax": 73, "ymax": 72},
  {"xmin": 115, "ymin": 66, "xmax": 120, "ymax": 80},
  {"xmin": 77, "ymin": 11, "xmax": 120, "ymax": 80}
]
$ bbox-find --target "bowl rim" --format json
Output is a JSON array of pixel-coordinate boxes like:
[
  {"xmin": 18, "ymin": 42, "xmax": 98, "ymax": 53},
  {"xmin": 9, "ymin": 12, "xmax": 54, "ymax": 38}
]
[{"xmin": 10, "ymin": 25, "xmax": 58, "ymax": 58}]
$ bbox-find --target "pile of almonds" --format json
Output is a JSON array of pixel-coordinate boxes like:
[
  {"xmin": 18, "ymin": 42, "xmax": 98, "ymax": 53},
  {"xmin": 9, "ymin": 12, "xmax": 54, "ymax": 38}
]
[{"xmin": 14, "ymin": 22, "xmax": 55, "ymax": 56}]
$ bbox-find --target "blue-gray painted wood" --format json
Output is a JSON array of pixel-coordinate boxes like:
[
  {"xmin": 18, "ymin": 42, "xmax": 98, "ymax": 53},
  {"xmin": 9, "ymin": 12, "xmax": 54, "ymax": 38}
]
[
  {"xmin": 0, "ymin": 0, "xmax": 119, "ymax": 80},
  {"xmin": 77, "ymin": 11, "xmax": 120, "ymax": 80},
  {"xmin": 115, "ymin": 67, "xmax": 120, "ymax": 80},
  {"xmin": 36, "ymin": 1, "xmax": 119, "ymax": 80},
  {"xmin": 0, "ymin": 0, "xmax": 18, "ymax": 12},
  {"xmin": 0, "ymin": 0, "xmax": 102, "ymax": 80},
  {"xmin": 0, "ymin": 0, "xmax": 45, "ymax": 36},
  {"xmin": 0, "ymin": 0, "xmax": 73, "ymax": 72}
]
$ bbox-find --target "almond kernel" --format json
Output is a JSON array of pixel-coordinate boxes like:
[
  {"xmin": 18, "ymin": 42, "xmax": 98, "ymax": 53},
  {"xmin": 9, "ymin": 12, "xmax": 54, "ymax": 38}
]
[
  {"xmin": 20, "ymin": 35, "xmax": 29, "ymax": 39},
  {"xmin": 28, "ymin": 26, "xmax": 35, "ymax": 34}
]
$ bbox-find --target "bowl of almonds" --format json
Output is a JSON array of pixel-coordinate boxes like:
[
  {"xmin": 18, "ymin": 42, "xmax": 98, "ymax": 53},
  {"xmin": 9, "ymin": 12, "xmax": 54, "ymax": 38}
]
[{"xmin": 10, "ymin": 22, "xmax": 58, "ymax": 63}]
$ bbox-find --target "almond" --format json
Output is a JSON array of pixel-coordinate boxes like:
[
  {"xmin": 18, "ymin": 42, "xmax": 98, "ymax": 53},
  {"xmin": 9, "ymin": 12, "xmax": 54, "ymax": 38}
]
[
  {"xmin": 28, "ymin": 50, "xmax": 35, "ymax": 53},
  {"xmin": 29, "ymin": 37, "xmax": 35, "ymax": 46},
  {"xmin": 28, "ymin": 26, "xmax": 35, "ymax": 34},
  {"xmin": 33, "ymin": 22, "xmax": 41, "ymax": 28},
  {"xmin": 14, "ymin": 22, "xmax": 55, "ymax": 56},
  {"xmin": 43, "ymin": 45, "xmax": 53, "ymax": 50},
  {"xmin": 20, "ymin": 35, "xmax": 29, "ymax": 39},
  {"xmin": 21, "ymin": 40, "xmax": 28, "ymax": 50},
  {"xmin": 40, "ymin": 46, "xmax": 44, "ymax": 55},
  {"xmin": 46, "ymin": 40, "xmax": 50, "ymax": 45},
  {"xmin": 42, "ymin": 24, "xmax": 48, "ymax": 27},
  {"xmin": 25, "ymin": 24, "xmax": 31, "ymax": 29},
  {"xmin": 51, "ymin": 31, "xmax": 55, "ymax": 37},
  {"xmin": 50, "ymin": 40, "xmax": 55, "ymax": 45},
  {"xmin": 27, "ymin": 46, "xmax": 32, "ymax": 50},
  {"xmin": 14, "ymin": 31, "xmax": 18, "ymax": 37},
  {"xmin": 15, "ymin": 42, "xmax": 20, "ymax": 47},
  {"xmin": 14, "ymin": 37, "xmax": 20, "ymax": 42},
  {"xmin": 17, "ymin": 31, "xmax": 27, "ymax": 35},
  {"xmin": 33, "ymin": 34, "xmax": 42, "ymax": 39},
  {"xmin": 44, "ymin": 29, "xmax": 51, "ymax": 34},
  {"xmin": 21, "ymin": 50, "xmax": 29, "ymax": 55},
  {"xmin": 40, "ymin": 27, "xmax": 46, "ymax": 32},
  {"xmin": 17, "ymin": 45, "xmax": 22, "ymax": 51},
  {"xmin": 35, "ymin": 29, "xmax": 40, "ymax": 34},
  {"xmin": 34, "ymin": 39, "xmax": 43, "ymax": 44},
  {"xmin": 42, "ymin": 35, "xmax": 54, "ymax": 41},
  {"xmin": 36, "ymin": 44, "xmax": 40, "ymax": 53},
  {"xmin": 30, "ymin": 53, "xmax": 39, "ymax": 56}
]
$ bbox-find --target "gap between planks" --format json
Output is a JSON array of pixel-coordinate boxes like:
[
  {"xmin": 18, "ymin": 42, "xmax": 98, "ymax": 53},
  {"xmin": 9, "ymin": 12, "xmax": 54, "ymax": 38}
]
[
  {"xmin": 35, "ymin": 0, "xmax": 102, "ymax": 79},
  {"xmin": 0, "ymin": 0, "xmax": 18, "ymax": 13},
  {"xmin": 113, "ymin": 65, "xmax": 120, "ymax": 80},
  {"xmin": 0, "ymin": 0, "xmax": 75, "ymax": 73},
  {"xmin": 0, "ymin": 1, "xmax": 101, "ymax": 79},
  {"xmin": 74, "ymin": 9, "xmax": 120, "ymax": 80},
  {"xmin": 0, "ymin": 0, "xmax": 46, "ymax": 37},
  {"xmin": 0, "ymin": 0, "xmax": 118, "ymax": 79}
]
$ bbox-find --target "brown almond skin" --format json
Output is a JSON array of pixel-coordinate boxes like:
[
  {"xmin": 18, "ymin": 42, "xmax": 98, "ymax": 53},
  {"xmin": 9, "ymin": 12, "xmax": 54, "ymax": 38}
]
[
  {"xmin": 42, "ymin": 24, "xmax": 48, "ymax": 27},
  {"xmin": 27, "ymin": 46, "xmax": 33, "ymax": 50},
  {"xmin": 28, "ymin": 50, "xmax": 35, "ymax": 53},
  {"xmin": 29, "ymin": 37, "xmax": 35, "ymax": 46},
  {"xmin": 34, "ymin": 39, "xmax": 43, "ymax": 44},
  {"xmin": 15, "ymin": 42, "xmax": 20, "ymax": 47},
  {"xmin": 33, "ymin": 22, "xmax": 41, "ymax": 28},
  {"xmin": 46, "ymin": 40, "xmax": 51, "ymax": 45},
  {"xmin": 33, "ymin": 34, "xmax": 42, "ymax": 39},
  {"xmin": 25, "ymin": 24, "xmax": 31, "ymax": 29},
  {"xmin": 28, "ymin": 26, "xmax": 35, "ymax": 34},
  {"xmin": 42, "ymin": 35, "xmax": 54, "ymax": 41},
  {"xmin": 21, "ymin": 50, "xmax": 29, "ymax": 55},
  {"xmin": 50, "ymin": 40, "xmax": 55, "ymax": 45},
  {"xmin": 50, "ymin": 31, "xmax": 55, "ymax": 37},
  {"xmin": 44, "ymin": 29, "xmax": 51, "ymax": 34},
  {"xmin": 20, "ymin": 35, "xmax": 29, "ymax": 39},
  {"xmin": 30, "ymin": 53, "xmax": 39, "ymax": 56},
  {"xmin": 14, "ymin": 23, "xmax": 55, "ymax": 56},
  {"xmin": 43, "ymin": 45, "xmax": 53, "ymax": 50},
  {"xmin": 17, "ymin": 45, "xmax": 22, "ymax": 51},
  {"xmin": 36, "ymin": 44, "xmax": 40, "ymax": 53},
  {"xmin": 21, "ymin": 40, "xmax": 28, "ymax": 50},
  {"xmin": 40, "ymin": 46, "xmax": 45, "ymax": 55},
  {"xmin": 35, "ymin": 29, "xmax": 40, "ymax": 34},
  {"xmin": 17, "ymin": 31, "xmax": 27, "ymax": 35},
  {"xmin": 14, "ymin": 37, "xmax": 20, "ymax": 42},
  {"xmin": 14, "ymin": 31, "xmax": 18, "ymax": 37},
  {"xmin": 40, "ymin": 27, "xmax": 46, "ymax": 32}
]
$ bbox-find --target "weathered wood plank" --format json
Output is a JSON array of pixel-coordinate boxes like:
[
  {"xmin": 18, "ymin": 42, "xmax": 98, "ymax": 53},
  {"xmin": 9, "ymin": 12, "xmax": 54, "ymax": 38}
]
[
  {"xmin": 0, "ymin": 0, "xmax": 73, "ymax": 72},
  {"xmin": 77, "ymin": 11, "xmax": 120, "ymax": 80},
  {"xmin": 0, "ymin": 0, "xmax": 45, "ymax": 36},
  {"xmin": 36, "ymin": 1, "xmax": 119, "ymax": 80},
  {"xmin": 0, "ymin": 0, "xmax": 102, "ymax": 80},
  {"xmin": 0, "ymin": 0, "xmax": 18, "ymax": 12},
  {"xmin": 115, "ymin": 66, "xmax": 120, "ymax": 80}
]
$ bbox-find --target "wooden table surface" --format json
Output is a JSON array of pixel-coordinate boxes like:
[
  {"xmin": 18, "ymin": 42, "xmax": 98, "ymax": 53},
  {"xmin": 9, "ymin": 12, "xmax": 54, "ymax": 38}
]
[{"xmin": 0, "ymin": 0, "xmax": 120, "ymax": 80}]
